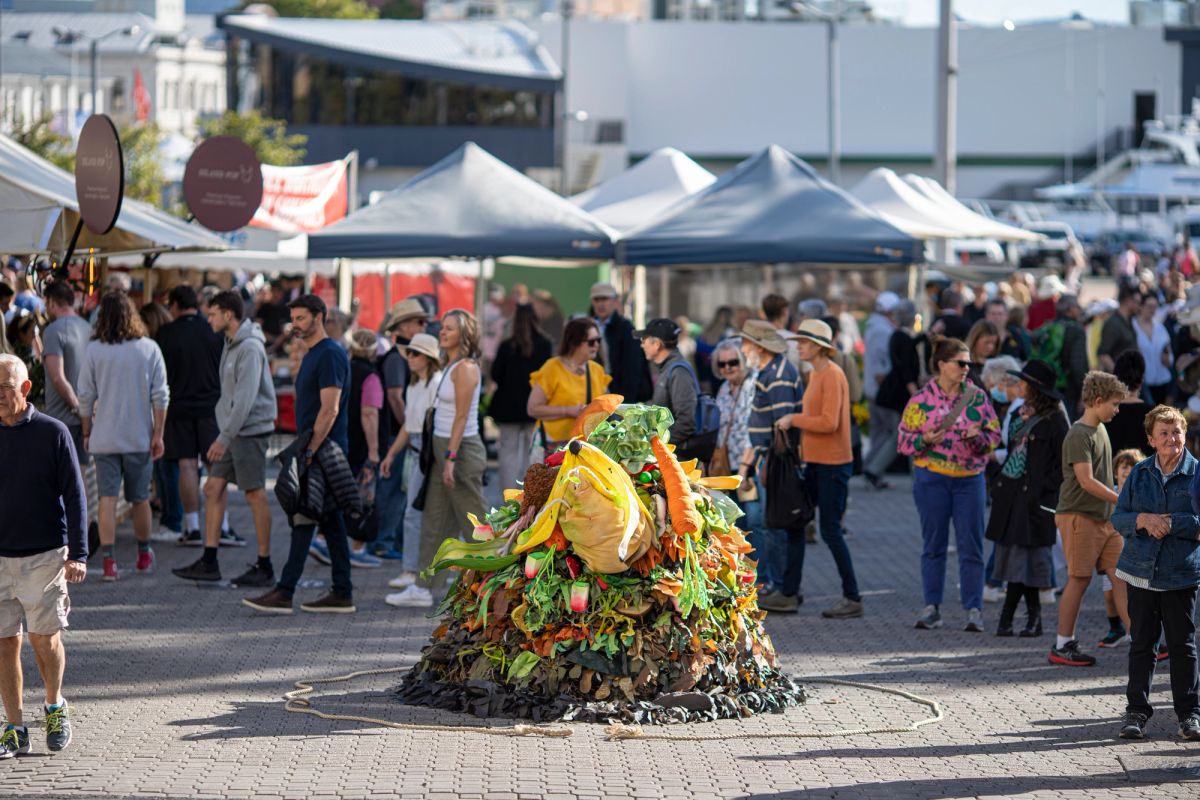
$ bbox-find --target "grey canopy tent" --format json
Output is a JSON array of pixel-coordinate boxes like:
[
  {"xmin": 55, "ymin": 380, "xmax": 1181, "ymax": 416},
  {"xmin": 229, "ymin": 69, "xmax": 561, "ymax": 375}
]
[
  {"xmin": 307, "ymin": 142, "xmax": 618, "ymax": 260},
  {"xmin": 619, "ymin": 145, "xmax": 920, "ymax": 266}
]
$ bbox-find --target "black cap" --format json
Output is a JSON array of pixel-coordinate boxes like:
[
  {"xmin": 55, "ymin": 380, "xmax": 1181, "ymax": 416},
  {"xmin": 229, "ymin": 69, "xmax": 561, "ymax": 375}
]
[{"xmin": 633, "ymin": 318, "xmax": 681, "ymax": 343}]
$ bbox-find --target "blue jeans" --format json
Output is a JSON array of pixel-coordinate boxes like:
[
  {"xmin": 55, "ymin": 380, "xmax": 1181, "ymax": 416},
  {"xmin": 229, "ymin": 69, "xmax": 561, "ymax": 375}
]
[
  {"xmin": 277, "ymin": 510, "xmax": 353, "ymax": 599},
  {"xmin": 154, "ymin": 459, "xmax": 182, "ymax": 531},
  {"xmin": 741, "ymin": 497, "xmax": 784, "ymax": 591},
  {"xmin": 912, "ymin": 467, "xmax": 986, "ymax": 611},
  {"xmin": 374, "ymin": 437, "xmax": 406, "ymax": 551},
  {"xmin": 780, "ymin": 462, "xmax": 860, "ymax": 600}
]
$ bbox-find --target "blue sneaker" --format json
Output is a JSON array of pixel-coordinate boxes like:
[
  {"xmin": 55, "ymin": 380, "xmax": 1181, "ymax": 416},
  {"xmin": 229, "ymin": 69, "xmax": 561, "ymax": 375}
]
[
  {"xmin": 348, "ymin": 550, "xmax": 383, "ymax": 569},
  {"xmin": 371, "ymin": 547, "xmax": 405, "ymax": 561},
  {"xmin": 308, "ymin": 538, "xmax": 331, "ymax": 565},
  {"xmin": 0, "ymin": 725, "xmax": 30, "ymax": 759},
  {"xmin": 44, "ymin": 703, "xmax": 71, "ymax": 752}
]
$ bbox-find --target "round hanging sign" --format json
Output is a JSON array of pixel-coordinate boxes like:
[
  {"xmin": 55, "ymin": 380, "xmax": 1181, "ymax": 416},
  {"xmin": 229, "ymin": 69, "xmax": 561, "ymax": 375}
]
[
  {"xmin": 75, "ymin": 114, "xmax": 124, "ymax": 235},
  {"xmin": 183, "ymin": 136, "xmax": 264, "ymax": 232}
]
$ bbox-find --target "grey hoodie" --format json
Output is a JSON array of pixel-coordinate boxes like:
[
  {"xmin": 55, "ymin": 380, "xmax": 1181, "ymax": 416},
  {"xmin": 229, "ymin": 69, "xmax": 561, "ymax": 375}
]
[{"xmin": 216, "ymin": 321, "xmax": 277, "ymax": 447}]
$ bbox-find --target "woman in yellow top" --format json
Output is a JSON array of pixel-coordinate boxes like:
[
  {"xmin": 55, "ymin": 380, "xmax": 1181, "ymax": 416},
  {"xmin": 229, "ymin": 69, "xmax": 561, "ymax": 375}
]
[{"xmin": 527, "ymin": 318, "xmax": 611, "ymax": 452}]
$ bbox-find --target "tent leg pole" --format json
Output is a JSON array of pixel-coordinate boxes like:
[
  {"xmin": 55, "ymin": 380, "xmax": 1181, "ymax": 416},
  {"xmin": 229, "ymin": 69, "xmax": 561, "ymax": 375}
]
[
  {"xmin": 906, "ymin": 261, "xmax": 918, "ymax": 302},
  {"xmin": 475, "ymin": 259, "xmax": 488, "ymax": 317},
  {"xmin": 633, "ymin": 264, "xmax": 646, "ymax": 329},
  {"xmin": 383, "ymin": 263, "xmax": 393, "ymax": 316},
  {"xmin": 304, "ymin": 258, "xmax": 313, "ymax": 295},
  {"xmin": 658, "ymin": 267, "xmax": 670, "ymax": 318}
]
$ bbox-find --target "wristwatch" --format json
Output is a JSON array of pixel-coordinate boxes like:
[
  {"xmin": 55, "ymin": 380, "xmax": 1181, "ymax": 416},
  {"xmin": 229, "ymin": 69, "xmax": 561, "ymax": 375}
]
[
  {"xmin": 445, "ymin": 450, "xmax": 458, "ymax": 461},
  {"xmin": 303, "ymin": 448, "xmax": 314, "ymax": 461}
]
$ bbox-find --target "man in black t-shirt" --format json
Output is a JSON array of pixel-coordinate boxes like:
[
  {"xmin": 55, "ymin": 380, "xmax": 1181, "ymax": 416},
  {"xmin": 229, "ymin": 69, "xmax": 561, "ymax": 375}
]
[
  {"xmin": 373, "ymin": 298, "xmax": 429, "ymax": 559},
  {"xmin": 156, "ymin": 285, "xmax": 235, "ymax": 547}
]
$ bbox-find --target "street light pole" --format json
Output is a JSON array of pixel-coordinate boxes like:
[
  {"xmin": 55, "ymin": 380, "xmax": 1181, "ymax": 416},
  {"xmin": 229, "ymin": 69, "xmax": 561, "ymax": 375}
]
[
  {"xmin": 827, "ymin": 4, "xmax": 840, "ymax": 185},
  {"xmin": 934, "ymin": 0, "xmax": 956, "ymax": 196},
  {"xmin": 558, "ymin": 0, "xmax": 572, "ymax": 195},
  {"xmin": 90, "ymin": 38, "xmax": 98, "ymax": 114}
]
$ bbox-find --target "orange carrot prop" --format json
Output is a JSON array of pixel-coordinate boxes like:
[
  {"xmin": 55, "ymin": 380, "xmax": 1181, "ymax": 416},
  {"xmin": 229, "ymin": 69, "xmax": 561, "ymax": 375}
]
[{"xmin": 650, "ymin": 436, "xmax": 703, "ymax": 538}]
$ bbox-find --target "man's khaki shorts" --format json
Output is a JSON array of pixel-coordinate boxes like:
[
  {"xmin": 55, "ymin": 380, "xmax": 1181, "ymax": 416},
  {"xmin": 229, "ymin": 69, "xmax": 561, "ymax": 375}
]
[
  {"xmin": 0, "ymin": 547, "xmax": 70, "ymax": 637},
  {"xmin": 1055, "ymin": 513, "xmax": 1124, "ymax": 578}
]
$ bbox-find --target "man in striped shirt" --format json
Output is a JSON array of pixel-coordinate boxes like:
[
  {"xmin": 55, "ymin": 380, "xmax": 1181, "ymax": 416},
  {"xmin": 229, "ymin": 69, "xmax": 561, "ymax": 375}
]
[{"xmin": 738, "ymin": 320, "xmax": 803, "ymax": 596}]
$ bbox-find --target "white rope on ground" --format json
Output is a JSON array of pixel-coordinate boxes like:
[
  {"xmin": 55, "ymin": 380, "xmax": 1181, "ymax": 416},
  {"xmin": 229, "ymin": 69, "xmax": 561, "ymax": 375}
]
[
  {"xmin": 283, "ymin": 666, "xmax": 573, "ymax": 738},
  {"xmin": 283, "ymin": 670, "xmax": 943, "ymax": 742}
]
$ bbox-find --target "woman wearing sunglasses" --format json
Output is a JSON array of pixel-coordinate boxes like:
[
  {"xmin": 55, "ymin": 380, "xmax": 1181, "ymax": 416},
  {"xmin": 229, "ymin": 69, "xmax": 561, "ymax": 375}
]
[
  {"xmin": 898, "ymin": 336, "xmax": 1001, "ymax": 633},
  {"xmin": 527, "ymin": 317, "xmax": 610, "ymax": 456}
]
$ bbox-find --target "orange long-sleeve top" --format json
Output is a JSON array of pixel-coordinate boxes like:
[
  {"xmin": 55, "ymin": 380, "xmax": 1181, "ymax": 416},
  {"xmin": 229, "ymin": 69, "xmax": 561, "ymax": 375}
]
[{"xmin": 792, "ymin": 361, "xmax": 852, "ymax": 465}]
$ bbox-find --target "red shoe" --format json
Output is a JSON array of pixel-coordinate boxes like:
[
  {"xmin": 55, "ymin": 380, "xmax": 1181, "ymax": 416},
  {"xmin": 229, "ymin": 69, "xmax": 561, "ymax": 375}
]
[
  {"xmin": 102, "ymin": 558, "xmax": 118, "ymax": 582},
  {"xmin": 135, "ymin": 549, "xmax": 155, "ymax": 573},
  {"xmin": 1157, "ymin": 644, "xmax": 1170, "ymax": 662}
]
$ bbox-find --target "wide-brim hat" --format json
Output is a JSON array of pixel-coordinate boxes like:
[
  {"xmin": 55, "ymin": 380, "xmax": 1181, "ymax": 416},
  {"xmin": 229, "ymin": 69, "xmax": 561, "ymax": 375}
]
[
  {"xmin": 1178, "ymin": 301, "xmax": 1200, "ymax": 327},
  {"xmin": 1038, "ymin": 275, "xmax": 1067, "ymax": 300},
  {"xmin": 783, "ymin": 318, "xmax": 836, "ymax": 350},
  {"xmin": 385, "ymin": 298, "xmax": 429, "ymax": 330},
  {"xmin": 397, "ymin": 332, "xmax": 440, "ymax": 361},
  {"xmin": 739, "ymin": 319, "xmax": 787, "ymax": 354},
  {"xmin": 1007, "ymin": 358, "xmax": 1063, "ymax": 402}
]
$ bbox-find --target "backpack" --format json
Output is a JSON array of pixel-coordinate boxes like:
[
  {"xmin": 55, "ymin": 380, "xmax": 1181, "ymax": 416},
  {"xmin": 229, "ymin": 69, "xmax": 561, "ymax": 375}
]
[
  {"xmin": 665, "ymin": 360, "xmax": 721, "ymax": 435},
  {"xmin": 1031, "ymin": 321, "xmax": 1069, "ymax": 393},
  {"xmin": 665, "ymin": 360, "xmax": 721, "ymax": 464}
]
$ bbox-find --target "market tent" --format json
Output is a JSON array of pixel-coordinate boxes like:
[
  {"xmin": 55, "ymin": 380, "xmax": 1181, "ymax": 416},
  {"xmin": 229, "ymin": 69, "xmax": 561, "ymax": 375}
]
[
  {"xmin": 0, "ymin": 133, "xmax": 228, "ymax": 257},
  {"xmin": 850, "ymin": 168, "xmax": 965, "ymax": 239},
  {"xmin": 307, "ymin": 142, "xmax": 618, "ymax": 260},
  {"xmin": 620, "ymin": 145, "xmax": 919, "ymax": 265},
  {"xmin": 148, "ymin": 236, "xmax": 337, "ymax": 275},
  {"xmin": 904, "ymin": 175, "xmax": 1040, "ymax": 242},
  {"xmin": 571, "ymin": 147, "xmax": 716, "ymax": 233}
]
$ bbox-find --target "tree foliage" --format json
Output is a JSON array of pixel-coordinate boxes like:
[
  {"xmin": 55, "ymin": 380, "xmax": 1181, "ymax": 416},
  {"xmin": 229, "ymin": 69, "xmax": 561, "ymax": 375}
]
[
  {"xmin": 10, "ymin": 113, "xmax": 75, "ymax": 172},
  {"xmin": 199, "ymin": 111, "xmax": 308, "ymax": 166},
  {"xmin": 255, "ymin": 0, "xmax": 379, "ymax": 19},
  {"xmin": 120, "ymin": 122, "xmax": 166, "ymax": 207}
]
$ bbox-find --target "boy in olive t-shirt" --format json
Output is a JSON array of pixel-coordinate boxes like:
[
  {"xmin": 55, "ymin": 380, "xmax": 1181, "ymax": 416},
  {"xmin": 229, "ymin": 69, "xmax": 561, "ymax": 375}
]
[{"xmin": 1051, "ymin": 371, "xmax": 1131, "ymax": 667}]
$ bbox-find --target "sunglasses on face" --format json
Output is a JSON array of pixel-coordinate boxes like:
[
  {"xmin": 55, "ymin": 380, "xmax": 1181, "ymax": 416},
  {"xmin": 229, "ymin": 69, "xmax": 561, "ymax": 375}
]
[
  {"xmin": 952, "ymin": 359, "xmax": 972, "ymax": 369},
  {"xmin": 716, "ymin": 359, "xmax": 740, "ymax": 370},
  {"xmin": 585, "ymin": 337, "xmax": 602, "ymax": 346}
]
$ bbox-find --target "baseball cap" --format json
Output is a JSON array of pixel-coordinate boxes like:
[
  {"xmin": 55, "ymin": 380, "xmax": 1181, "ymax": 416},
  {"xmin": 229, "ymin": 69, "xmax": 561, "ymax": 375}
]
[
  {"xmin": 875, "ymin": 291, "xmax": 901, "ymax": 313},
  {"xmin": 633, "ymin": 318, "xmax": 681, "ymax": 342},
  {"xmin": 590, "ymin": 282, "xmax": 618, "ymax": 300}
]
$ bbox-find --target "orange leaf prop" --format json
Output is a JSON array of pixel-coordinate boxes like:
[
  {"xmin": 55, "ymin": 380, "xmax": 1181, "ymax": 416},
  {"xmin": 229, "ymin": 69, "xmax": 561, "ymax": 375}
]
[
  {"xmin": 650, "ymin": 435, "xmax": 702, "ymax": 538},
  {"xmin": 570, "ymin": 393, "xmax": 624, "ymax": 439}
]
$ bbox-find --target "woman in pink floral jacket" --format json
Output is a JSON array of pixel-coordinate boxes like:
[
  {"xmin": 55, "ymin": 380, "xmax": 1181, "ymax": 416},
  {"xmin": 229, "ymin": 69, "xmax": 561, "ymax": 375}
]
[{"xmin": 898, "ymin": 337, "xmax": 1001, "ymax": 633}]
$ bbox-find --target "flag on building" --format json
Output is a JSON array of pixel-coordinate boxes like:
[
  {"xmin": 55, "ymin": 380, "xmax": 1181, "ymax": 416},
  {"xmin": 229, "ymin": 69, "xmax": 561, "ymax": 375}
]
[{"xmin": 133, "ymin": 69, "xmax": 151, "ymax": 123}]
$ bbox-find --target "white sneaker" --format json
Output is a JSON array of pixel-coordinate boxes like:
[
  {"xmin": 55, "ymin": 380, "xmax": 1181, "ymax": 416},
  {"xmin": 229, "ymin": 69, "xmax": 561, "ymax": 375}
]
[
  {"xmin": 385, "ymin": 585, "xmax": 433, "ymax": 608},
  {"xmin": 1040, "ymin": 589, "xmax": 1057, "ymax": 605},
  {"xmin": 388, "ymin": 572, "xmax": 417, "ymax": 590},
  {"xmin": 982, "ymin": 585, "xmax": 1004, "ymax": 604},
  {"xmin": 150, "ymin": 526, "xmax": 181, "ymax": 543}
]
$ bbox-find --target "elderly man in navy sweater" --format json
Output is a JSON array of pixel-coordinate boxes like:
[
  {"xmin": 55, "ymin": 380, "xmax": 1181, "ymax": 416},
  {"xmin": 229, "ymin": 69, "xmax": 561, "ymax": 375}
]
[{"xmin": 0, "ymin": 354, "xmax": 87, "ymax": 759}]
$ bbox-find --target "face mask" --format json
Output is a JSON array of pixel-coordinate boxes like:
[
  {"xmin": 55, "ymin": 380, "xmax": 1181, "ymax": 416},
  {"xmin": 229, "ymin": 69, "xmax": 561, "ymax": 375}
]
[{"xmin": 990, "ymin": 387, "xmax": 1008, "ymax": 403}]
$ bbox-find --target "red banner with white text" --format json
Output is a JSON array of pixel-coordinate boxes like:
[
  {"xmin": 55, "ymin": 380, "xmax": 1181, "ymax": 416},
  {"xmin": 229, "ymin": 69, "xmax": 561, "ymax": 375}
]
[{"xmin": 250, "ymin": 159, "xmax": 349, "ymax": 234}]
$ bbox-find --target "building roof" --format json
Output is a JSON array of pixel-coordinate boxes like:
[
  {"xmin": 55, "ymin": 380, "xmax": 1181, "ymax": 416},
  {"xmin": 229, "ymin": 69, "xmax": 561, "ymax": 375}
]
[
  {"xmin": 0, "ymin": 11, "xmax": 222, "ymax": 52},
  {"xmin": 219, "ymin": 14, "xmax": 561, "ymax": 92},
  {"xmin": 0, "ymin": 41, "xmax": 73, "ymax": 77}
]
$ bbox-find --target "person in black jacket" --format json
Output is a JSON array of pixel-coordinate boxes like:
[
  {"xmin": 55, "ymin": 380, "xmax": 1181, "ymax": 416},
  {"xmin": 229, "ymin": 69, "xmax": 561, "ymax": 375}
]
[
  {"xmin": 155, "ymin": 285, "xmax": 230, "ymax": 546},
  {"xmin": 590, "ymin": 282, "xmax": 650, "ymax": 402},
  {"xmin": 865, "ymin": 300, "xmax": 919, "ymax": 489},
  {"xmin": 490, "ymin": 304, "xmax": 552, "ymax": 492},
  {"xmin": 986, "ymin": 360, "xmax": 1069, "ymax": 638}
]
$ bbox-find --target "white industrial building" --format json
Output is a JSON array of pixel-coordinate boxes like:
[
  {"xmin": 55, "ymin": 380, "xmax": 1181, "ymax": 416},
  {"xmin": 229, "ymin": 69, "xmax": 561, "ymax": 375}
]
[{"xmin": 533, "ymin": 18, "xmax": 1184, "ymax": 200}]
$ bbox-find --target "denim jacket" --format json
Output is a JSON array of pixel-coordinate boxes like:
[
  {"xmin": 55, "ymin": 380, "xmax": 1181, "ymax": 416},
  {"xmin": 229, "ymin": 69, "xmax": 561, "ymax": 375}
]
[{"xmin": 1111, "ymin": 451, "xmax": 1200, "ymax": 590}]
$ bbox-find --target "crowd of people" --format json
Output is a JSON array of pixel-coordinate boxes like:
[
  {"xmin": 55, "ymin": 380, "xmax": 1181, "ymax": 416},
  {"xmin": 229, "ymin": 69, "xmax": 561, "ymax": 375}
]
[{"xmin": 3, "ymin": 253, "xmax": 1200, "ymax": 756}]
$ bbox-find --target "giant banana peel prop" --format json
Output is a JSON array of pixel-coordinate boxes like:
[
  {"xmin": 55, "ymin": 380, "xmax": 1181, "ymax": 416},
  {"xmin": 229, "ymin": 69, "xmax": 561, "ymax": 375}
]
[{"xmin": 513, "ymin": 439, "xmax": 654, "ymax": 573}]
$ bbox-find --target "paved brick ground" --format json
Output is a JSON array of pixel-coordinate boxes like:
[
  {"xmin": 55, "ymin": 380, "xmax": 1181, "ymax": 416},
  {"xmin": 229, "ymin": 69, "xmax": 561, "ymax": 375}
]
[{"xmin": 4, "ymin": 470, "xmax": 1200, "ymax": 800}]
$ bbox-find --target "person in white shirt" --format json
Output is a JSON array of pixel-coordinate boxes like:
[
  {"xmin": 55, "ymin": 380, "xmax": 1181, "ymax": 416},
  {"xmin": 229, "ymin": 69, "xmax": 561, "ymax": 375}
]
[{"xmin": 379, "ymin": 333, "xmax": 443, "ymax": 607}]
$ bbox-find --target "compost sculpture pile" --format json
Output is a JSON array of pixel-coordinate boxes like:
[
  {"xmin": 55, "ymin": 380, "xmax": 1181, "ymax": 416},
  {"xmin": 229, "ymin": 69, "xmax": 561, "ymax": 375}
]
[{"xmin": 395, "ymin": 396, "xmax": 806, "ymax": 725}]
